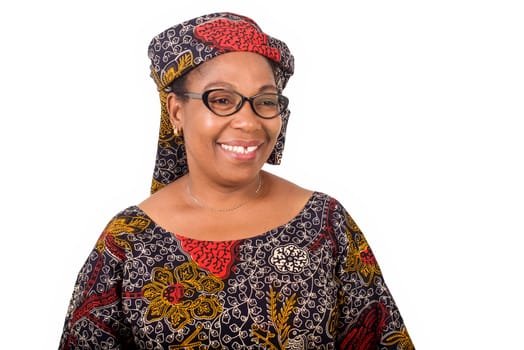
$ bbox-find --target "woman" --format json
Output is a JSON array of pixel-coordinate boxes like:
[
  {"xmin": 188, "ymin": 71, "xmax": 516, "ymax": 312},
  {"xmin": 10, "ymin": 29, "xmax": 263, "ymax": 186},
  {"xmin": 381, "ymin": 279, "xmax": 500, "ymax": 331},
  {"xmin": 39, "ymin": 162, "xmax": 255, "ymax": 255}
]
[{"xmin": 59, "ymin": 12, "xmax": 414, "ymax": 349}]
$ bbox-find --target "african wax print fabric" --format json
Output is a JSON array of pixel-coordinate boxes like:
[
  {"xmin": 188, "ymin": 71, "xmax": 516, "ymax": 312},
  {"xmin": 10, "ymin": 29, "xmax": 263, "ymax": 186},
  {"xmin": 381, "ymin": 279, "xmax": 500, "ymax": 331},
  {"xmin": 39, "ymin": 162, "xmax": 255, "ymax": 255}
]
[
  {"xmin": 147, "ymin": 12, "xmax": 294, "ymax": 194},
  {"xmin": 59, "ymin": 192, "xmax": 414, "ymax": 349}
]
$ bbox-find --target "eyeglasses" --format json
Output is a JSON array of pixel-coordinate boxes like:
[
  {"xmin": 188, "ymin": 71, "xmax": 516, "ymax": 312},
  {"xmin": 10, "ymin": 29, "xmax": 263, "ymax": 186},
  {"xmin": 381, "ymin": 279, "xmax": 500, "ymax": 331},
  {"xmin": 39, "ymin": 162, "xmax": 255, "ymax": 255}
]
[{"xmin": 182, "ymin": 88, "xmax": 289, "ymax": 119}]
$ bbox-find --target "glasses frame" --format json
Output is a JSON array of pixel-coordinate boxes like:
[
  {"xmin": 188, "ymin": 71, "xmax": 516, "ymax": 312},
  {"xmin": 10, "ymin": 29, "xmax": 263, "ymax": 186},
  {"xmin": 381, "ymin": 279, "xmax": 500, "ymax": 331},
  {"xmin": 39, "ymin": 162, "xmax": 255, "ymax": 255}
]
[{"xmin": 181, "ymin": 88, "xmax": 289, "ymax": 119}]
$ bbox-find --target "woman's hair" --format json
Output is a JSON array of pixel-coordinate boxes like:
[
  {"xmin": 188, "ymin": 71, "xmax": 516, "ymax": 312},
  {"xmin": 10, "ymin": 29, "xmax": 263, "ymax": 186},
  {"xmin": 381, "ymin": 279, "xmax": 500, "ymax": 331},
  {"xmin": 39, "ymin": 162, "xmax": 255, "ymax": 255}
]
[{"xmin": 167, "ymin": 74, "xmax": 190, "ymax": 100}]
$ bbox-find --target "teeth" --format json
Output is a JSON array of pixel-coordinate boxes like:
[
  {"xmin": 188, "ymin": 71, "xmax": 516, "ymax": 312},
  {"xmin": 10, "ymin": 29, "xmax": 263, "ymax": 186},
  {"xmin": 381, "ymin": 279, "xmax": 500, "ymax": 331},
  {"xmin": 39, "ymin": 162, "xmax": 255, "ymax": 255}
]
[{"xmin": 221, "ymin": 144, "xmax": 258, "ymax": 154}]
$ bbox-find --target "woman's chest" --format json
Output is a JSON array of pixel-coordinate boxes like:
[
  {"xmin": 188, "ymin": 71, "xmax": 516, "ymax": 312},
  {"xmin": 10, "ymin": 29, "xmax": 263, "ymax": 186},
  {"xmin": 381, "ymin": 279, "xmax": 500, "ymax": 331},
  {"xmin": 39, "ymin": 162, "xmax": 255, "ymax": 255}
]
[{"xmin": 121, "ymin": 235, "xmax": 341, "ymax": 348}]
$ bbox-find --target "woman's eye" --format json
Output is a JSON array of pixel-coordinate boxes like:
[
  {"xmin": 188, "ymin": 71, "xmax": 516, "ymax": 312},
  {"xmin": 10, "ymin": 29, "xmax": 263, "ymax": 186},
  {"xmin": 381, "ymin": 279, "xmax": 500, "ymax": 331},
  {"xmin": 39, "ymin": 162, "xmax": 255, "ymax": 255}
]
[
  {"xmin": 256, "ymin": 97, "xmax": 278, "ymax": 107},
  {"xmin": 261, "ymin": 99, "xmax": 277, "ymax": 106},
  {"xmin": 215, "ymin": 98, "xmax": 232, "ymax": 104},
  {"xmin": 209, "ymin": 96, "xmax": 234, "ymax": 105}
]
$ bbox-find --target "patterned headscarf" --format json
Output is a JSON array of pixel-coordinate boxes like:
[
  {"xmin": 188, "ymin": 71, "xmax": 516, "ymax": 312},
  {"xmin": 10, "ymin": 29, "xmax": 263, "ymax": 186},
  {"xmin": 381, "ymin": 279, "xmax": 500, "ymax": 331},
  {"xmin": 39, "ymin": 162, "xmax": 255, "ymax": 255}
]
[{"xmin": 147, "ymin": 12, "xmax": 295, "ymax": 194}]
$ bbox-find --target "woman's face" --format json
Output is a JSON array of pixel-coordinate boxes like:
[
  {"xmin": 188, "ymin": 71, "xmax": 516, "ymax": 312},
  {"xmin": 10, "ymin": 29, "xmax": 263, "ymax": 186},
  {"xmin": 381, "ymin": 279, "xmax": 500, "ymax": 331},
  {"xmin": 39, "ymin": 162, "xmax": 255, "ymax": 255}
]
[{"xmin": 168, "ymin": 51, "xmax": 283, "ymax": 186}]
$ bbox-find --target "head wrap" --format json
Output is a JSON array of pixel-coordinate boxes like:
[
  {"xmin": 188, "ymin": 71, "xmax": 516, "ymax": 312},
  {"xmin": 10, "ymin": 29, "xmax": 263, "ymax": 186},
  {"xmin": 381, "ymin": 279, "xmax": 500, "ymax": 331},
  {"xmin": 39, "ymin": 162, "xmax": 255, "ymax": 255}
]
[{"xmin": 147, "ymin": 12, "xmax": 295, "ymax": 194}]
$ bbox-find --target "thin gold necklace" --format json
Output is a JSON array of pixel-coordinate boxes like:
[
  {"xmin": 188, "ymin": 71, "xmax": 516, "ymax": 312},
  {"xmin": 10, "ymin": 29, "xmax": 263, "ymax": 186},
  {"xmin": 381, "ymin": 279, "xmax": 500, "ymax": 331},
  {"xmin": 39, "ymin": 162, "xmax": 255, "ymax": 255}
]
[{"xmin": 186, "ymin": 175, "xmax": 262, "ymax": 212}]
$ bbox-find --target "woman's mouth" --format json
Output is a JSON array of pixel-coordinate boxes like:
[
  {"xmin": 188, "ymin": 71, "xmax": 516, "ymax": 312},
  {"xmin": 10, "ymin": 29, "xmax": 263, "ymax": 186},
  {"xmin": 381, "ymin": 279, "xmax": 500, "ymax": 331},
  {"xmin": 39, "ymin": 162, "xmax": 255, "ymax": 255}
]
[{"xmin": 220, "ymin": 144, "xmax": 259, "ymax": 155}]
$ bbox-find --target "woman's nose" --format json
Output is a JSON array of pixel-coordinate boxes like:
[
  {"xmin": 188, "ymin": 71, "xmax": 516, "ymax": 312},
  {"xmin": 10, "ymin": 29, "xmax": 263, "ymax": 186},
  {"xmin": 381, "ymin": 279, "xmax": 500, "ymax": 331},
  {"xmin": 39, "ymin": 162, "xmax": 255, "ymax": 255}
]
[{"xmin": 230, "ymin": 100, "xmax": 262, "ymax": 130}]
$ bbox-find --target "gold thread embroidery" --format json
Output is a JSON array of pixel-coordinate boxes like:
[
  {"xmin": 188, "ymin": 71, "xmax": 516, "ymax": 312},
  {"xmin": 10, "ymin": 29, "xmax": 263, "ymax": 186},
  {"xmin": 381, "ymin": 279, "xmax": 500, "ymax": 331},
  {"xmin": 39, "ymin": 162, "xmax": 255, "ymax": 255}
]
[
  {"xmin": 143, "ymin": 262, "xmax": 224, "ymax": 330},
  {"xmin": 252, "ymin": 285, "xmax": 297, "ymax": 349}
]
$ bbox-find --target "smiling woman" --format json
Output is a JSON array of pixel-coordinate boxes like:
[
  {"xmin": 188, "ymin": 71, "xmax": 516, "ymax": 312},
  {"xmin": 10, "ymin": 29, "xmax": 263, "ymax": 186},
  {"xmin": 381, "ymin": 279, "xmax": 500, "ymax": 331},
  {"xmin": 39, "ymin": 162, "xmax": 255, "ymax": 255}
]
[{"xmin": 58, "ymin": 12, "xmax": 414, "ymax": 349}]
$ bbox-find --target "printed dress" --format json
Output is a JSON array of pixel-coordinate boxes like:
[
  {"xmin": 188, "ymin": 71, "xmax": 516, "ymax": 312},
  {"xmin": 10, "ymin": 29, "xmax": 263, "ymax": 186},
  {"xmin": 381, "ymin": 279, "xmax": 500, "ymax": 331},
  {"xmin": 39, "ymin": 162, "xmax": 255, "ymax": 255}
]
[{"xmin": 59, "ymin": 192, "xmax": 414, "ymax": 349}]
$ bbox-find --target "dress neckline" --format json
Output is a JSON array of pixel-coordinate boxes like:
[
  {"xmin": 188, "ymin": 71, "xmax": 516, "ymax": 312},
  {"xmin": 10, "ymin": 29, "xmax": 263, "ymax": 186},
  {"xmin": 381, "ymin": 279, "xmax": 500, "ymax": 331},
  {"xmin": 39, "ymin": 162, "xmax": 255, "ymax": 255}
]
[{"xmin": 132, "ymin": 191, "xmax": 323, "ymax": 243}]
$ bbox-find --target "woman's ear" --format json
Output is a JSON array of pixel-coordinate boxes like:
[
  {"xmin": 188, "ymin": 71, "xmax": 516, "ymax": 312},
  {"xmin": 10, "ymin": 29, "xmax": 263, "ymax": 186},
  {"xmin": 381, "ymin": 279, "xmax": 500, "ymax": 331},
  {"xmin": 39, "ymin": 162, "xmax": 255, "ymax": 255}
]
[{"xmin": 166, "ymin": 92, "xmax": 183, "ymax": 130}]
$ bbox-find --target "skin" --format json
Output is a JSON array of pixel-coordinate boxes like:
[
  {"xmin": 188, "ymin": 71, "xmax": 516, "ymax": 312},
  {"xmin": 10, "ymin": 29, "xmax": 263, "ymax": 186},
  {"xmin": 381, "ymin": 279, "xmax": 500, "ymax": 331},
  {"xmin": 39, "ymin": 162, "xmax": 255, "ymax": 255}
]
[{"xmin": 139, "ymin": 52, "xmax": 312, "ymax": 241}]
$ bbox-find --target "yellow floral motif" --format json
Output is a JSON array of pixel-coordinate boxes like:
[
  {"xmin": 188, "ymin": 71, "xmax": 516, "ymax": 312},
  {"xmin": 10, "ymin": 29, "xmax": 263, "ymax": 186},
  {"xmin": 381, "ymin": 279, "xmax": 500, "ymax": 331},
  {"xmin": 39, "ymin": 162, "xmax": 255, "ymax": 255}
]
[
  {"xmin": 96, "ymin": 216, "xmax": 151, "ymax": 252},
  {"xmin": 327, "ymin": 289, "xmax": 344, "ymax": 337},
  {"xmin": 150, "ymin": 178, "xmax": 165, "ymax": 194},
  {"xmin": 150, "ymin": 51, "xmax": 194, "ymax": 90},
  {"xmin": 346, "ymin": 213, "xmax": 361, "ymax": 233},
  {"xmin": 168, "ymin": 325, "xmax": 203, "ymax": 350},
  {"xmin": 162, "ymin": 52, "xmax": 194, "ymax": 86},
  {"xmin": 159, "ymin": 91, "xmax": 173, "ymax": 139},
  {"xmin": 383, "ymin": 326, "xmax": 415, "ymax": 350},
  {"xmin": 142, "ymin": 261, "xmax": 224, "ymax": 329},
  {"xmin": 344, "ymin": 214, "xmax": 382, "ymax": 286},
  {"xmin": 252, "ymin": 285, "xmax": 297, "ymax": 349},
  {"xmin": 157, "ymin": 51, "xmax": 195, "ymax": 144}
]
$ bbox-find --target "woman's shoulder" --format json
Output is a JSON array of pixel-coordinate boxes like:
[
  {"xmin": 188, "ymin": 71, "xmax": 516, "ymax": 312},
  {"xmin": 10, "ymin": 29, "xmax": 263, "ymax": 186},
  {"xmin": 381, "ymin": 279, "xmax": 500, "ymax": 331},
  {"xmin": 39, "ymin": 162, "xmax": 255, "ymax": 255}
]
[
  {"xmin": 106, "ymin": 205, "xmax": 148, "ymax": 222},
  {"xmin": 100, "ymin": 205, "xmax": 155, "ymax": 237},
  {"xmin": 266, "ymin": 172, "xmax": 344, "ymax": 207},
  {"xmin": 263, "ymin": 171, "xmax": 312, "ymax": 198},
  {"xmin": 263, "ymin": 173, "xmax": 354, "ymax": 222}
]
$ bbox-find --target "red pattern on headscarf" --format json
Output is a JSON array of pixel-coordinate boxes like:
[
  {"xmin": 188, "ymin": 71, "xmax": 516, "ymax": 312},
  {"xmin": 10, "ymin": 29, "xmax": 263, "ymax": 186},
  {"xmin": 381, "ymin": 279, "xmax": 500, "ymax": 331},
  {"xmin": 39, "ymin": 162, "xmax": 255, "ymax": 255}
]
[{"xmin": 194, "ymin": 18, "xmax": 281, "ymax": 62}]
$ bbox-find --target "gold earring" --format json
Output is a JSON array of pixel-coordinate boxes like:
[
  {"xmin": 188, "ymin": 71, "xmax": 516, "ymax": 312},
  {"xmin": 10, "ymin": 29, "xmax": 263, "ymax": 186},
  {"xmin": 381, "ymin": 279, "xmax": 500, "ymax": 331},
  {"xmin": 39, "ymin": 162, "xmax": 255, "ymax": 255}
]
[{"xmin": 173, "ymin": 126, "xmax": 183, "ymax": 137}]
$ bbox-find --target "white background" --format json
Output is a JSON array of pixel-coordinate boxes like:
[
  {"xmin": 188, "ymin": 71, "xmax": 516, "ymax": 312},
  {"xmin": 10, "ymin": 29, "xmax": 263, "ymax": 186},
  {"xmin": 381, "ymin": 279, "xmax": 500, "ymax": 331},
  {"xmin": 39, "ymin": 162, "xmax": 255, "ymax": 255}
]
[{"xmin": 1, "ymin": 0, "xmax": 523, "ymax": 348}]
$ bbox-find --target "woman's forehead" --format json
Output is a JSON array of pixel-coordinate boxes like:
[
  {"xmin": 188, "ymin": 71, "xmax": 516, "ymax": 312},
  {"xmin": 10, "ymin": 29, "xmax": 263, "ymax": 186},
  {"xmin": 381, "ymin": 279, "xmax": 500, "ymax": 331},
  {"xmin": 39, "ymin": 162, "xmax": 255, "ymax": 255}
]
[{"xmin": 186, "ymin": 52, "xmax": 276, "ymax": 86}]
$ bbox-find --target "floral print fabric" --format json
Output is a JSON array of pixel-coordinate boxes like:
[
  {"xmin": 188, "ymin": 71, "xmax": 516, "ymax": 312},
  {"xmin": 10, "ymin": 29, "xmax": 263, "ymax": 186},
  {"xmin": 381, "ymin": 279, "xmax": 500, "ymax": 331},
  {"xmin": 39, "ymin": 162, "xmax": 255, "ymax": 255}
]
[{"xmin": 59, "ymin": 192, "xmax": 414, "ymax": 349}]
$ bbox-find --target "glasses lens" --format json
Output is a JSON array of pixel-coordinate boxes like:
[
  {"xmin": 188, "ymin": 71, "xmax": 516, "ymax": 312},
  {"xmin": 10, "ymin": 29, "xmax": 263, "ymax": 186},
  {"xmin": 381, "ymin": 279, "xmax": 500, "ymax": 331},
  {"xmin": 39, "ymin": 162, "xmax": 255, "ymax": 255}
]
[
  {"xmin": 205, "ymin": 90, "xmax": 242, "ymax": 116},
  {"xmin": 253, "ymin": 94, "xmax": 288, "ymax": 118}
]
